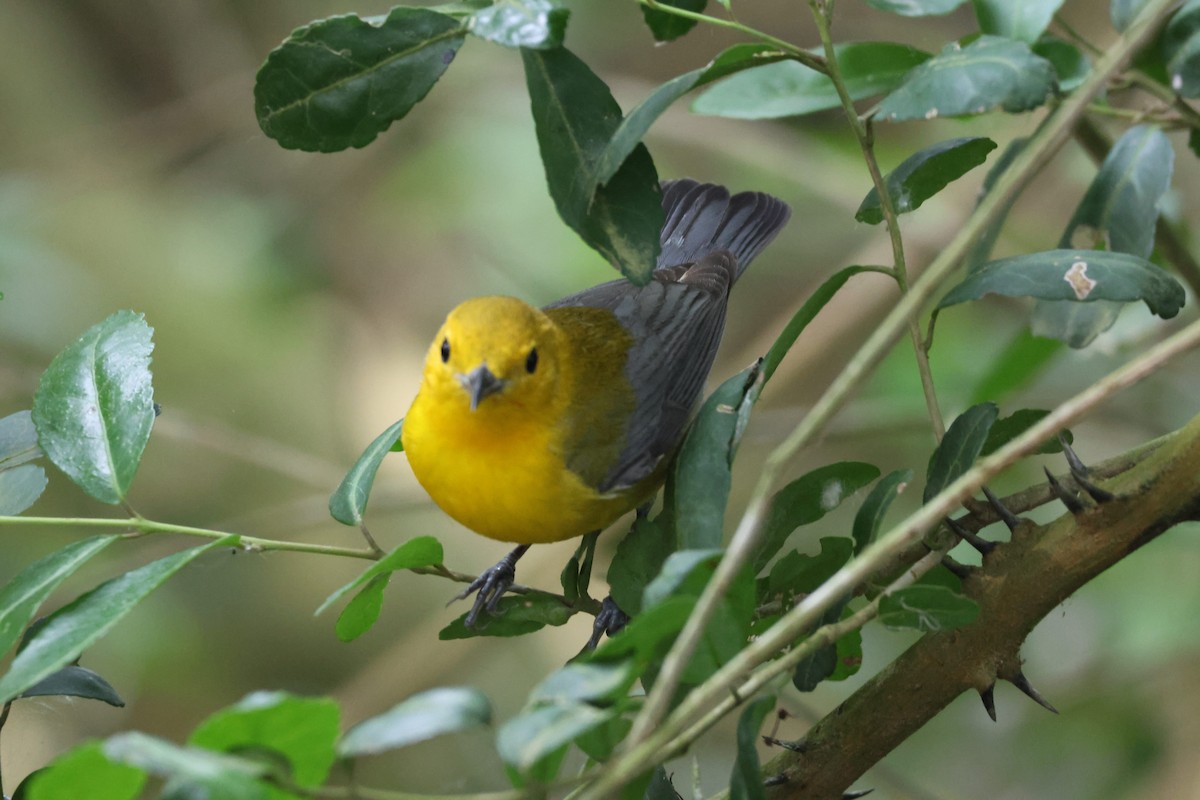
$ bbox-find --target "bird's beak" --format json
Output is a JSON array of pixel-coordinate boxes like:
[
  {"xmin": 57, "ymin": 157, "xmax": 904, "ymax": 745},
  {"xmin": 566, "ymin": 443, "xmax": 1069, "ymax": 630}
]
[{"xmin": 460, "ymin": 365, "xmax": 505, "ymax": 411}]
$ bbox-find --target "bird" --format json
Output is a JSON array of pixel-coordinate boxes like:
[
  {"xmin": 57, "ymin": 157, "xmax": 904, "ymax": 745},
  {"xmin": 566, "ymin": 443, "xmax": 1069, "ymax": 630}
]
[{"xmin": 400, "ymin": 179, "xmax": 791, "ymax": 631}]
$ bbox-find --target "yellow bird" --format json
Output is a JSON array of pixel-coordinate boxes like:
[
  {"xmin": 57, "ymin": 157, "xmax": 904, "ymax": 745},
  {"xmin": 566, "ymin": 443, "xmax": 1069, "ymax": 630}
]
[{"xmin": 401, "ymin": 180, "xmax": 790, "ymax": 628}]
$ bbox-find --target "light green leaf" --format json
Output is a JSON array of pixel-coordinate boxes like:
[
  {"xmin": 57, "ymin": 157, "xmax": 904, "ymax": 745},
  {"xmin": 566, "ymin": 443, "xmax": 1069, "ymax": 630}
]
[
  {"xmin": 339, "ymin": 686, "xmax": 491, "ymax": 757},
  {"xmin": 856, "ymin": 137, "xmax": 997, "ymax": 224},
  {"xmin": 0, "ymin": 410, "xmax": 40, "ymax": 470},
  {"xmin": 0, "ymin": 537, "xmax": 232, "ymax": 704},
  {"xmin": 468, "ymin": 0, "xmax": 568, "ymax": 49},
  {"xmin": 693, "ymin": 42, "xmax": 930, "ymax": 119},
  {"xmin": 103, "ymin": 732, "xmax": 269, "ymax": 800},
  {"xmin": 336, "ymin": 574, "xmax": 389, "ymax": 642},
  {"xmin": 0, "ymin": 464, "xmax": 47, "ymax": 515},
  {"xmin": 642, "ymin": 549, "xmax": 722, "ymax": 609},
  {"xmin": 315, "ymin": 535, "xmax": 442, "ymax": 616},
  {"xmin": 973, "ymin": 0, "xmax": 1064, "ymax": 43},
  {"xmin": 24, "ymin": 741, "xmax": 146, "ymax": 800},
  {"xmin": 497, "ymin": 702, "xmax": 611, "ymax": 779},
  {"xmin": 877, "ymin": 36, "xmax": 1056, "ymax": 121},
  {"xmin": 32, "ymin": 311, "xmax": 155, "ymax": 505},
  {"xmin": 530, "ymin": 661, "xmax": 636, "ymax": 705},
  {"xmin": 1033, "ymin": 35, "xmax": 1091, "ymax": 92},
  {"xmin": 924, "ymin": 403, "xmax": 998, "ymax": 503},
  {"xmin": 255, "ymin": 8, "xmax": 466, "ymax": 152},
  {"xmin": 868, "ymin": 0, "xmax": 969, "ymax": 14},
  {"xmin": 879, "ymin": 585, "xmax": 980, "ymax": 631},
  {"xmin": 329, "ymin": 418, "xmax": 403, "ymax": 526},
  {"xmin": 1164, "ymin": 0, "xmax": 1200, "ymax": 96},
  {"xmin": 1112, "ymin": 0, "xmax": 1149, "ymax": 31}
]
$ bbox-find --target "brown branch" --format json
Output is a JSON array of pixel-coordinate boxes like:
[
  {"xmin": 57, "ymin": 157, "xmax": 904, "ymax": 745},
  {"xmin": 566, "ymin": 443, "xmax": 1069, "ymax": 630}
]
[{"xmin": 762, "ymin": 412, "xmax": 1200, "ymax": 799}]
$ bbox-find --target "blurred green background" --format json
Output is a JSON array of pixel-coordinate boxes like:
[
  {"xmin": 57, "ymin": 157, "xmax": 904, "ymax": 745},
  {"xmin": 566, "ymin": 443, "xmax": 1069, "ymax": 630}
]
[{"xmin": 2, "ymin": 1, "xmax": 1199, "ymax": 798}]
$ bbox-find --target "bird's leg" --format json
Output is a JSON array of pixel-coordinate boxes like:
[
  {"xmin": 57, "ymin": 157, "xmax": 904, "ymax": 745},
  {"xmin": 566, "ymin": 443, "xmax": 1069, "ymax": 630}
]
[
  {"xmin": 585, "ymin": 596, "xmax": 630, "ymax": 651},
  {"xmin": 456, "ymin": 544, "xmax": 530, "ymax": 629}
]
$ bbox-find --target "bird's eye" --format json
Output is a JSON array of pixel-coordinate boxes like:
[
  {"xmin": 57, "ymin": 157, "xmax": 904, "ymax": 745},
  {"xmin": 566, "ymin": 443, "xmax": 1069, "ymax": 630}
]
[
  {"xmin": 525, "ymin": 347, "xmax": 538, "ymax": 374},
  {"xmin": 440, "ymin": 338, "xmax": 450, "ymax": 363}
]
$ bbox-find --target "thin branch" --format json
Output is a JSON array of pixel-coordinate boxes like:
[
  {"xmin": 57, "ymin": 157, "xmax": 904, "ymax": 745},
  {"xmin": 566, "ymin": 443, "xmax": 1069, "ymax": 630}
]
[{"xmin": 635, "ymin": 0, "xmax": 823, "ymax": 69}]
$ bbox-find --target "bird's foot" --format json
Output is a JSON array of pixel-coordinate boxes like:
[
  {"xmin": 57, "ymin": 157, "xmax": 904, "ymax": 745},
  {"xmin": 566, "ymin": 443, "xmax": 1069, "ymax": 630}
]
[
  {"xmin": 584, "ymin": 596, "xmax": 629, "ymax": 651},
  {"xmin": 454, "ymin": 545, "xmax": 529, "ymax": 629}
]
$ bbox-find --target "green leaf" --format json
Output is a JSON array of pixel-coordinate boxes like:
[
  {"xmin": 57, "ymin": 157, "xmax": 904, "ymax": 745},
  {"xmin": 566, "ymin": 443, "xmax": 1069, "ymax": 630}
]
[
  {"xmin": 868, "ymin": 0, "xmax": 969, "ymax": 14},
  {"xmin": 1112, "ymin": 0, "xmax": 1149, "ymax": 31},
  {"xmin": 439, "ymin": 593, "xmax": 572, "ymax": 638},
  {"xmin": 32, "ymin": 310, "xmax": 155, "ymax": 505},
  {"xmin": 23, "ymin": 741, "xmax": 146, "ymax": 800},
  {"xmin": 729, "ymin": 695, "xmax": 775, "ymax": 800},
  {"xmin": 964, "ymin": 137, "xmax": 1028, "ymax": 272},
  {"xmin": 762, "ymin": 267, "xmax": 873, "ymax": 384},
  {"xmin": 530, "ymin": 661, "xmax": 636, "ymax": 705},
  {"xmin": 607, "ymin": 516, "xmax": 672, "ymax": 616},
  {"xmin": 315, "ymin": 535, "xmax": 442, "ymax": 616},
  {"xmin": 0, "ymin": 464, "xmax": 47, "ymax": 515},
  {"xmin": 938, "ymin": 250, "xmax": 1186, "ymax": 320},
  {"xmin": 102, "ymin": 732, "xmax": 270, "ymax": 800},
  {"xmin": 980, "ymin": 409, "xmax": 1070, "ymax": 456},
  {"xmin": 522, "ymin": 47, "xmax": 662, "ymax": 285},
  {"xmin": 336, "ymin": 574, "xmax": 389, "ymax": 642},
  {"xmin": 829, "ymin": 618, "xmax": 864, "ymax": 681},
  {"xmin": 1164, "ymin": 0, "xmax": 1200, "ymax": 97},
  {"xmin": 255, "ymin": 8, "xmax": 466, "ymax": 152},
  {"xmin": 693, "ymin": 42, "xmax": 930, "ymax": 119},
  {"xmin": 925, "ymin": 403, "xmax": 998, "ymax": 503},
  {"xmin": 641, "ymin": 0, "xmax": 706, "ymax": 42},
  {"xmin": 0, "ymin": 535, "xmax": 117, "ymax": 658},
  {"xmin": 672, "ymin": 366, "xmax": 759, "ymax": 549},
  {"xmin": 329, "ymin": 418, "xmax": 403, "ymax": 526},
  {"xmin": 574, "ymin": 714, "xmax": 633, "ymax": 762},
  {"xmin": 856, "ymin": 137, "xmax": 997, "ymax": 224},
  {"xmin": 0, "ymin": 537, "xmax": 232, "ymax": 704},
  {"xmin": 497, "ymin": 702, "xmax": 612, "ymax": 779},
  {"xmin": 0, "ymin": 410, "xmax": 40, "ymax": 470},
  {"xmin": 879, "ymin": 585, "xmax": 980, "ymax": 631},
  {"xmin": 190, "ymin": 692, "xmax": 339, "ymax": 787},
  {"xmin": 851, "ymin": 469, "xmax": 914, "ymax": 555},
  {"xmin": 599, "ymin": 44, "xmax": 791, "ymax": 186},
  {"xmin": 768, "ymin": 537, "xmax": 853, "ymax": 595},
  {"xmin": 642, "ymin": 549, "xmax": 722, "ymax": 609},
  {"xmin": 20, "ymin": 665, "xmax": 124, "ymax": 706},
  {"xmin": 589, "ymin": 596, "xmax": 693, "ymax": 663},
  {"xmin": 754, "ymin": 462, "xmax": 881, "ymax": 574},
  {"xmin": 339, "ymin": 686, "xmax": 491, "ymax": 757},
  {"xmin": 877, "ymin": 36, "xmax": 1056, "ymax": 121},
  {"xmin": 973, "ymin": 0, "xmax": 1064, "ymax": 43},
  {"xmin": 968, "ymin": 327, "xmax": 1061, "ymax": 403},
  {"xmin": 792, "ymin": 638, "xmax": 838, "ymax": 692},
  {"xmin": 1033, "ymin": 36, "xmax": 1091, "ymax": 92},
  {"xmin": 468, "ymin": 0, "xmax": 568, "ymax": 49}
]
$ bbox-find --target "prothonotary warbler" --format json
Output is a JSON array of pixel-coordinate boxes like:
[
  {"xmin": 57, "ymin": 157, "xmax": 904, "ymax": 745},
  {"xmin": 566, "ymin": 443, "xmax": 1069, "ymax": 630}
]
[{"xmin": 401, "ymin": 179, "xmax": 791, "ymax": 630}]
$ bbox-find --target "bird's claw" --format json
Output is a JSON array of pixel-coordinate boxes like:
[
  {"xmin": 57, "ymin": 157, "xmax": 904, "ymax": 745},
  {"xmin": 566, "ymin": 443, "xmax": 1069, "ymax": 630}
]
[
  {"xmin": 455, "ymin": 545, "xmax": 528, "ymax": 629},
  {"xmin": 584, "ymin": 596, "xmax": 629, "ymax": 651}
]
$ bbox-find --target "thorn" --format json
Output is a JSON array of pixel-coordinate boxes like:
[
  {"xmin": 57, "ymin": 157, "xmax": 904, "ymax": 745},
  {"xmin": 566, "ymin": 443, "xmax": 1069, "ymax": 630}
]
[
  {"xmin": 1044, "ymin": 467, "xmax": 1085, "ymax": 514},
  {"xmin": 941, "ymin": 555, "xmax": 972, "ymax": 579},
  {"xmin": 762, "ymin": 736, "xmax": 806, "ymax": 753},
  {"xmin": 945, "ymin": 517, "xmax": 996, "ymax": 555},
  {"xmin": 1008, "ymin": 670, "xmax": 1059, "ymax": 714},
  {"xmin": 981, "ymin": 486, "xmax": 1021, "ymax": 532},
  {"xmin": 1060, "ymin": 436, "xmax": 1114, "ymax": 503},
  {"xmin": 843, "ymin": 791, "xmax": 875, "ymax": 799},
  {"xmin": 979, "ymin": 684, "xmax": 997, "ymax": 722}
]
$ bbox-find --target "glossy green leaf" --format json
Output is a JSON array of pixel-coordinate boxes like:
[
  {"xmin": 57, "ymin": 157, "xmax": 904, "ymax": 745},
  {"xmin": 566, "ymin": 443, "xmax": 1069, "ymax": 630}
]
[
  {"xmin": 102, "ymin": 732, "xmax": 270, "ymax": 800},
  {"xmin": 32, "ymin": 310, "xmax": 155, "ymax": 505},
  {"xmin": 693, "ymin": 42, "xmax": 929, "ymax": 119},
  {"xmin": 641, "ymin": 0, "xmax": 706, "ymax": 41},
  {"xmin": 522, "ymin": 47, "xmax": 662, "ymax": 284},
  {"xmin": 980, "ymin": 409, "xmax": 1070, "ymax": 456},
  {"xmin": 336, "ymin": 574, "xmax": 389, "ymax": 642},
  {"xmin": 329, "ymin": 418, "xmax": 403, "ymax": 526},
  {"xmin": 339, "ymin": 686, "xmax": 491, "ymax": 756},
  {"xmin": 856, "ymin": 137, "xmax": 997, "ymax": 224},
  {"xmin": 497, "ymin": 702, "xmax": 611, "ymax": 778},
  {"xmin": 315, "ymin": 535, "xmax": 442, "ymax": 616},
  {"xmin": 868, "ymin": 0, "xmax": 969, "ymax": 14},
  {"xmin": 0, "ymin": 410, "xmax": 40, "ymax": 470},
  {"xmin": 607, "ymin": 516, "xmax": 672, "ymax": 616},
  {"xmin": 0, "ymin": 537, "xmax": 232, "ymax": 704},
  {"xmin": 1112, "ymin": 0, "xmax": 1149, "ymax": 31},
  {"xmin": 255, "ymin": 8, "xmax": 466, "ymax": 152},
  {"xmin": 530, "ymin": 661, "xmax": 636, "ymax": 705},
  {"xmin": 20, "ymin": 665, "xmax": 124, "ymax": 706},
  {"xmin": 877, "ymin": 36, "xmax": 1056, "ymax": 121},
  {"xmin": 754, "ymin": 462, "xmax": 880, "ymax": 574},
  {"xmin": 924, "ymin": 403, "xmax": 998, "ymax": 503},
  {"xmin": 439, "ymin": 592, "xmax": 572, "ymax": 638},
  {"xmin": 23, "ymin": 741, "xmax": 146, "ymax": 800},
  {"xmin": 768, "ymin": 537, "xmax": 853, "ymax": 595},
  {"xmin": 468, "ymin": 0, "xmax": 567, "ymax": 49},
  {"xmin": 851, "ymin": 469, "xmax": 914, "ymax": 555},
  {"xmin": 969, "ymin": 327, "xmax": 1061, "ymax": 403},
  {"xmin": 0, "ymin": 464, "xmax": 47, "ymax": 516},
  {"xmin": 938, "ymin": 250, "xmax": 1186, "ymax": 320},
  {"xmin": 0, "ymin": 535, "xmax": 117, "ymax": 658},
  {"xmin": 1033, "ymin": 36, "xmax": 1091, "ymax": 92},
  {"xmin": 879, "ymin": 585, "xmax": 980, "ymax": 631},
  {"xmin": 973, "ymin": 0, "xmax": 1064, "ymax": 43},
  {"xmin": 189, "ymin": 691, "xmax": 338, "ymax": 787},
  {"xmin": 729, "ymin": 695, "xmax": 775, "ymax": 800},
  {"xmin": 762, "ymin": 267, "xmax": 873, "ymax": 384},
  {"xmin": 598, "ymin": 44, "xmax": 791, "ymax": 186},
  {"xmin": 672, "ymin": 366, "xmax": 759, "ymax": 549},
  {"xmin": 1164, "ymin": 0, "xmax": 1200, "ymax": 96}
]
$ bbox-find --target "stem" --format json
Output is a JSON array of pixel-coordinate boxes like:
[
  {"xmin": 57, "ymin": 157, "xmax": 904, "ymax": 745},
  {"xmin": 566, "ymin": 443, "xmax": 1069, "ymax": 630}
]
[
  {"xmin": 636, "ymin": 0, "xmax": 823, "ymax": 69},
  {"xmin": 586, "ymin": 0, "xmax": 1179, "ymax": 794}
]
